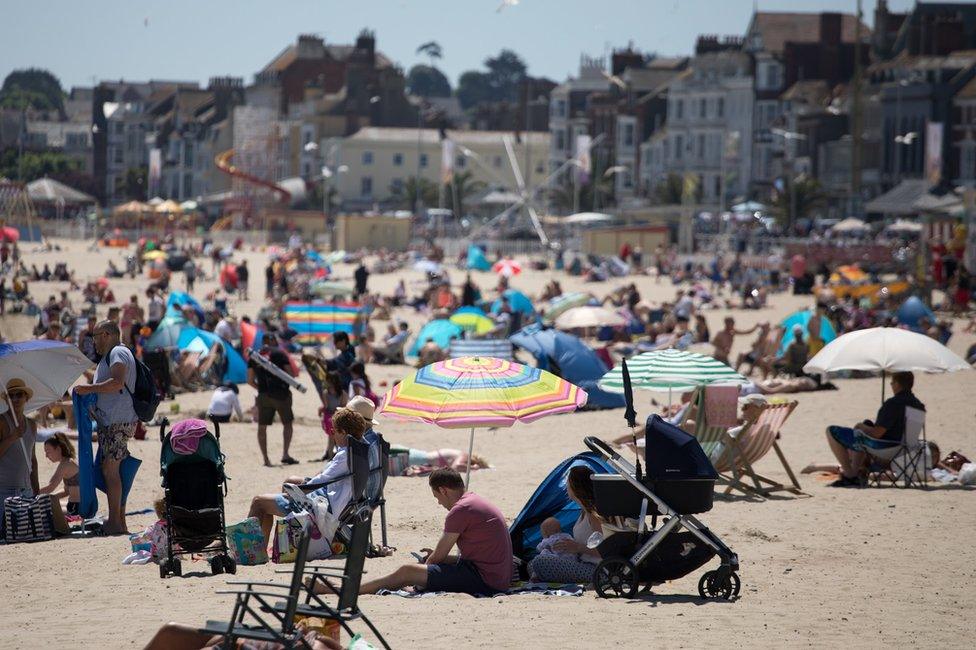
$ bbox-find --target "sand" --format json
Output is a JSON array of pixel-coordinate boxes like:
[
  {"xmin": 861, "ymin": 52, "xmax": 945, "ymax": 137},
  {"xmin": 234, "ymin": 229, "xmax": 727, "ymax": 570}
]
[{"xmin": 1, "ymin": 239, "xmax": 974, "ymax": 649}]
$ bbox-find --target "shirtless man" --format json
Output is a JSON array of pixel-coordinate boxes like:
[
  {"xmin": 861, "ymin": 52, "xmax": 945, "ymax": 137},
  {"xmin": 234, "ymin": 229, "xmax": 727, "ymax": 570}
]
[
  {"xmin": 735, "ymin": 322, "xmax": 771, "ymax": 375},
  {"xmin": 710, "ymin": 317, "xmax": 758, "ymax": 365}
]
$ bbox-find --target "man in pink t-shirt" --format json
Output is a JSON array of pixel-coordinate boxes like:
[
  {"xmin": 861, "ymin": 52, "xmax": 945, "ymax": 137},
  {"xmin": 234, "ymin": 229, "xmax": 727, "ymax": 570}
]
[{"xmin": 358, "ymin": 468, "xmax": 513, "ymax": 596}]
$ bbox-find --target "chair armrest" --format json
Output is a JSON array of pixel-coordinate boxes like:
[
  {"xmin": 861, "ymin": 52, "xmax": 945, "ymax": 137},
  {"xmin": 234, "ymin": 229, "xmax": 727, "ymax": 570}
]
[
  {"xmin": 215, "ymin": 590, "xmax": 295, "ymax": 599},
  {"xmin": 223, "ymin": 581, "xmax": 293, "ymax": 589},
  {"xmin": 299, "ymin": 472, "xmax": 351, "ymax": 492}
]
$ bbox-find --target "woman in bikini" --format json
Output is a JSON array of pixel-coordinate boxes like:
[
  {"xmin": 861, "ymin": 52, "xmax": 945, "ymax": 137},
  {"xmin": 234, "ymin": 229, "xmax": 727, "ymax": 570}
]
[{"xmin": 38, "ymin": 432, "xmax": 81, "ymax": 516}]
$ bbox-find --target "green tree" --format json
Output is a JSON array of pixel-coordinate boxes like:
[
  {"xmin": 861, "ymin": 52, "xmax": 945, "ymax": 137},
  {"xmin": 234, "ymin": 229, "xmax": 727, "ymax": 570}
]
[
  {"xmin": 446, "ymin": 170, "xmax": 485, "ymax": 214},
  {"xmin": 456, "ymin": 71, "xmax": 493, "ymax": 109},
  {"xmin": 0, "ymin": 146, "xmax": 80, "ymax": 181},
  {"xmin": 0, "ymin": 68, "xmax": 65, "ymax": 114},
  {"xmin": 407, "ymin": 65, "xmax": 452, "ymax": 98},
  {"xmin": 416, "ymin": 41, "xmax": 443, "ymax": 64},
  {"xmin": 115, "ymin": 166, "xmax": 148, "ymax": 200},
  {"xmin": 653, "ymin": 173, "xmax": 684, "ymax": 205},
  {"xmin": 773, "ymin": 176, "xmax": 825, "ymax": 225},
  {"xmin": 484, "ymin": 49, "xmax": 527, "ymax": 102},
  {"xmin": 399, "ymin": 176, "xmax": 439, "ymax": 210}
]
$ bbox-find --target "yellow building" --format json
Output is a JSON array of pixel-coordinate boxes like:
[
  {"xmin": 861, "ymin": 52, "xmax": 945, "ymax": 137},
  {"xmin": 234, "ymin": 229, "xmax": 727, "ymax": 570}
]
[{"xmin": 329, "ymin": 127, "xmax": 550, "ymax": 209}]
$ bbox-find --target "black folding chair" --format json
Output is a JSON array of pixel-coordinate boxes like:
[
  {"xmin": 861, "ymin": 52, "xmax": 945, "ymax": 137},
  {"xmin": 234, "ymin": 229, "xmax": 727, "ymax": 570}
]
[
  {"xmin": 274, "ymin": 504, "xmax": 391, "ymax": 649},
  {"xmin": 203, "ymin": 524, "xmax": 312, "ymax": 649}
]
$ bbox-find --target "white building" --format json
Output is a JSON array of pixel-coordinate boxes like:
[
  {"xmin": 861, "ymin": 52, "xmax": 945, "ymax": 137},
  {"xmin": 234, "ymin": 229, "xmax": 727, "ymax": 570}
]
[
  {"xmin": 548, "ymin": 56, "xmax": 610, "ymax": 178},
  {"xmin": 647, "ymin": 49, "xmax": 754, "ymax": 206},
  {"xmin": 329, "ymin": 127, "xmax": 549, "ymax": 210}
]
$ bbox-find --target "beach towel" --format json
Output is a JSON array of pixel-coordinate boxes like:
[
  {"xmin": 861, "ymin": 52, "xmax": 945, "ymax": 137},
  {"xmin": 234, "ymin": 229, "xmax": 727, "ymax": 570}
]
[
  {"xmin": 376, "ymin": 581, "xmax": 585, "ymax": 598},
  {"xmin": 704, "ymin": 384, "xmax": 739, "ymax": 428},
  {"xmin": 169, "ymin": 418, "xmax": 209, "ymax": 455},
  {"xmin": 73, "ymin": 392, "xmax": 142, "ymax": 519}
]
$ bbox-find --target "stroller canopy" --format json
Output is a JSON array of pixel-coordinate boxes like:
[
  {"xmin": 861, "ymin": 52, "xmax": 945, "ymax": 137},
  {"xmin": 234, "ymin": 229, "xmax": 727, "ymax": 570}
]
[
  {"xmin": 161, "ymin": 432, "xmax": 224, "ymax": 476},
  {"xmin": 509, "ymin": 451, "xmax": 613, "ymax": 561},
  {"xmin": 510, "ymin": 327, "xmax": 624, "ymax": 409},
  {"xmin": 644, "ymin": 415, "xmax": 718, "ymax": 481}
]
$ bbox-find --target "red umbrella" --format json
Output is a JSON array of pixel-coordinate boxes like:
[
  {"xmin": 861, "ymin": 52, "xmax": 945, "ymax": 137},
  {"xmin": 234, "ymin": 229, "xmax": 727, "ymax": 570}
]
[
  {"xmin": 1, "ymin": 226, "xmax": 19, "ymax": 242},
  {"xmin": 219, "ymin": 265, "xmax": 239, "ymax": 289},
  {"xmin": 492, "ymin": 259, "xmax": 523, "ymax": 277},
  {"xmin": 96, "ymin": 277, "xmax": 110, "ymax": 289}
]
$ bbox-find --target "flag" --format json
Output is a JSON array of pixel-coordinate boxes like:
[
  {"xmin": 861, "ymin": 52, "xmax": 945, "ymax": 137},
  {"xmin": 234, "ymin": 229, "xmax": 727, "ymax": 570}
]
[
  {"xmin": 148, "ymin": 148, "xmax": 162, "ymax": 197},
  {"xmin": 925, "ymin": 122, "xmax": 943, "ymax": 186},
  {"xmin": 283, "ymin": 301, "xmax": 361, "ymax": 346},
  {"xmin": 681, "ymin": 172, "xmax": 699, "ymax": 203},
  {"xmin": 575, "ymin": 134, "xmax": 592, "ymax": 184},
  {"xmin": 440, "ymin": 139, "xmax": 456, "ymax": 185}
]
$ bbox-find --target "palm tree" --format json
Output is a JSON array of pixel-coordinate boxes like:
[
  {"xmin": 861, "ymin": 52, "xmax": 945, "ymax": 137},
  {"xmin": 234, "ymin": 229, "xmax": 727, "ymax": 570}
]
[
  {"xmin": 446, "ymin": 170, "xmax": 485, "ymax": 215},
  {"xmin": 400, "ymin": 177, "xmax": 439, "ymax": 211},
  {"xmin": 416, "ymin": 41, "xmax": 443, "ymax": 67},
  {"xmin": 773, "ymin": 176, "xmax": 826, "ymax": 226},
  {"xmin": 653, "ymin": 173, "xmax": 684, "ymax": 205}
]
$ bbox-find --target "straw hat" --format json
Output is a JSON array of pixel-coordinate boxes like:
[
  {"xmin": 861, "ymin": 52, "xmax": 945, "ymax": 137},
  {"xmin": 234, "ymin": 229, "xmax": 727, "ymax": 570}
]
[
  {"xmin": 346, "ymin": 395, "xmax": 380, "ymax": 427},
  {"xmin": 737, "ymin": 393, "xmax": 767, "ymax": 407},
  {"xmin": 4, "ymin": 378, "xmax": 34, "ymax": 401}
]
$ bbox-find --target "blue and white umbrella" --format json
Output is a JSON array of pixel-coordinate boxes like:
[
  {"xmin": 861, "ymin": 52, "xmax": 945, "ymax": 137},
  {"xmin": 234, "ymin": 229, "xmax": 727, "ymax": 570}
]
[{"xmin": 0, "ymin": 340, "xmax": 93, "ymax": 417}]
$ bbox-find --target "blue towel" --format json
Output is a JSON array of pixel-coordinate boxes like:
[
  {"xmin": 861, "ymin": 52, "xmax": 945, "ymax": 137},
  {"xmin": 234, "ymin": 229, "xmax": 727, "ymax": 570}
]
[{"xmin": 72, "ymin": 392, "xmax": 142, "ymax": 518}]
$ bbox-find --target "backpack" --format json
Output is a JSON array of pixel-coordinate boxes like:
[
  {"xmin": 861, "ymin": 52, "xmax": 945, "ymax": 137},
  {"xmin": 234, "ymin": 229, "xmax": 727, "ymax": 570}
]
[{"xmin": 109, "ymin": 345, "xmax": 160, "ymax": 422}]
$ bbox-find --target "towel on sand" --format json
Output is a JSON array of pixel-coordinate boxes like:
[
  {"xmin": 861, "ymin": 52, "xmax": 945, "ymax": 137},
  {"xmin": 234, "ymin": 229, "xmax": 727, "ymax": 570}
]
[{"xmin": 377, "ymin": 581, "xmax": 584, "ymax": 598}]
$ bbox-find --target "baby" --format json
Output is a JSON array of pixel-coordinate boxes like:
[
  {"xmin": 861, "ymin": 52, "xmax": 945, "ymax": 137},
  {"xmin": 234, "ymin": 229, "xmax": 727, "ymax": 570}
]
[{"xmin": 535, "ymin": 517, "xmax": 576, "ymax": 557}]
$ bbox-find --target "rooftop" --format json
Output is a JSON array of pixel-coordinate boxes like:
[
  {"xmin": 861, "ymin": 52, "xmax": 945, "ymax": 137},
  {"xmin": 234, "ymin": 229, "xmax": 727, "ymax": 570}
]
[{"xmin": 748, "ymin": 11, "xmax": 870, "ymax": 53}]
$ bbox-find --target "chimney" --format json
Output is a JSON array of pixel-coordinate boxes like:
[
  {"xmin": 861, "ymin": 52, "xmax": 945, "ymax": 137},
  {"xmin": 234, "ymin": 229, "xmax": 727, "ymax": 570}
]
[
  {"xmin": 296, "ymin": 34, "xmax": 325, "ymax": 59},
  {"xmin": 820, "ymin": 12, "xmax": 842, "ymax": 46}
]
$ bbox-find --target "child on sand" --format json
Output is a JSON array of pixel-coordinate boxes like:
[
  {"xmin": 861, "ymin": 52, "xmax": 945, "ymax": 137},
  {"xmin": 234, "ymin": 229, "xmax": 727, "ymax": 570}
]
[{"xmin": 37, "ymin": 433, "xmax": 81, "ymax": 516}]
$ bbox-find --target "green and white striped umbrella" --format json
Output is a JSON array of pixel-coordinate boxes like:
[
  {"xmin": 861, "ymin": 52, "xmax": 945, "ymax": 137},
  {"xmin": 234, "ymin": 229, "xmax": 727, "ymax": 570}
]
[
  {"xmin": 543, "ymin": 292, "xmax": 592, "ymax": 322},
  {"xmin": 598, "ymin": 348, "xmax": 748, "ymax": 393}
]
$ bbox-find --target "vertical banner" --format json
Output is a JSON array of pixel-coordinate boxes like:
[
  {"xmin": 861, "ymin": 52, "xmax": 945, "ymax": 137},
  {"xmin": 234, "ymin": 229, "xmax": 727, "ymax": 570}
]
[
  {"xmin": 925, "ymin": 122, "xmax": 943, "ymax": 185},
  {"xmin": 148, "ymin": 147, "xmax": 162, "ymax": 198},
  {"xmin": 575, "ymin": 134, "xmax": 592, "ymax": 184},
  {"xmin": 440, "ymin": 139, "xmax": 455, "ymax": 185}
]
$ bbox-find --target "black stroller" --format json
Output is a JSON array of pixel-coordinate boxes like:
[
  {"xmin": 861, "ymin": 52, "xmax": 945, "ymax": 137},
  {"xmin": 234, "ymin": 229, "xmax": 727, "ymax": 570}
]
[
  {"xmin": 584, "ymin": 414, "xmax": 740, "ymax": 600},
  {"xmin": 158, "ymin": 418, "xmax": 235, "ymax": 578}
]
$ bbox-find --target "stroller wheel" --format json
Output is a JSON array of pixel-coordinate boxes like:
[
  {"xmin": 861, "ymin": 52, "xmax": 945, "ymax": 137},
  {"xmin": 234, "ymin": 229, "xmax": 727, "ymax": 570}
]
[
  {"xmin": 698, "ymin": 570, "xmax": 739, "ymax": 600},
  {"xmin": 159, "ymin": 562, "xmax": 168, "ymax": 579},
  {"xmin": 594, "ymin": 558, "xmax": 638, "ymax": 599},
  {"xmin": 210, "ymin": 556, "xmax": 224, "ymax": 576},
  {"xmin": 222, "ymin": 556, "xmax": 237, "ymax": 575},
  {"xmin": 171, "ymin": 558, "xmax": 182, "ymax": 578}
]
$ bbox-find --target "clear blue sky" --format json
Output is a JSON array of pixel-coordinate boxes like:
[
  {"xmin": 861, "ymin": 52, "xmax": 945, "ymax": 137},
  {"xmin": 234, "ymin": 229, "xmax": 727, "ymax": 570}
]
[{"xmin": 2, "ymin": 0, "xmax": 923, "ymax": 91}]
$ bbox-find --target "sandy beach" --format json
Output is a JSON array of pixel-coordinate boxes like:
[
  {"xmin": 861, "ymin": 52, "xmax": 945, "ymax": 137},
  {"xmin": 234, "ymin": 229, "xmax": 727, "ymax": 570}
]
[{"xmin": 1, "ymin": 238, "xmax": 974, "ymax": 649}]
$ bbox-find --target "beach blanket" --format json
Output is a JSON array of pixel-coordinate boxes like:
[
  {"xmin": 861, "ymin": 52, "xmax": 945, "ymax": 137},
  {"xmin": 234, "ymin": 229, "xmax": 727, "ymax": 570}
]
[{"xmin": 377, "ymin": 581, "xmax": 585, "ymax": 598}]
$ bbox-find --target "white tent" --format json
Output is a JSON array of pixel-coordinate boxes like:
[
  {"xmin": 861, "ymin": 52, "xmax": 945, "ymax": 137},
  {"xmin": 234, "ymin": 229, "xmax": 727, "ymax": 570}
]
[{"xmin": 830, "ymin": 217, "xmax": 869, "ymax": 233}]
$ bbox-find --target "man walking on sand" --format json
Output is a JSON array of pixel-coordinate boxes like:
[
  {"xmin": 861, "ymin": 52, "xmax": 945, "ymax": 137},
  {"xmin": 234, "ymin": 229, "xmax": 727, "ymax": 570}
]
[
  {"xmin": 247, "ymin": 332, "xmax": 298, "ymax": 466},
  {"xmin": 74, "ymin": 320, "xmax": 138, "ymax": 534}
]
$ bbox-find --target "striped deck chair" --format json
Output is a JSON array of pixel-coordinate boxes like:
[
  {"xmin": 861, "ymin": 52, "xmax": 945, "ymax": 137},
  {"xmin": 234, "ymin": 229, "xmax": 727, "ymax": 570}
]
[
  {"xmin": 711, "ymin": 400, "xmax": 804, "ymax": 497},
  {"xmin": 447, "ymin": 338, "xmax": 513, "ymax": 360}
]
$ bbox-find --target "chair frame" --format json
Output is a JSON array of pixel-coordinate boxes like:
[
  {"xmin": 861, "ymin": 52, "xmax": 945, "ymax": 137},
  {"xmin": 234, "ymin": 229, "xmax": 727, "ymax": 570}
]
[{"xmin": 866, "ymin": 406, "xmax": 928, "ymax": 489}]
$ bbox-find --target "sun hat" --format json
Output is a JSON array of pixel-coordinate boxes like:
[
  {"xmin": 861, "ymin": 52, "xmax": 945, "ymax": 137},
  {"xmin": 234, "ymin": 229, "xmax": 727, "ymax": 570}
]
[
  {"xmin": 737, "ymin": 393, "xmax": 767, "ymax": 407},
  {"xmin": 346, "ymin": 395, "xmax": 380, "ymax": 427},
  {"xmin": 4, "ymin": 378, "xmax": 34, "ymax": 401}
]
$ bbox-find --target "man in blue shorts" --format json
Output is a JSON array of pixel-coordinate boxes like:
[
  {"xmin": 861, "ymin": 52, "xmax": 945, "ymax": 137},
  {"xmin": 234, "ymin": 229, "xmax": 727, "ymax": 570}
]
[
  {"xmin": 356, "ymin": 468, "xmax": 512, "ymax": 596},
  {"xmin": 825, "ymin": 371, "xmax": 925, "ymax": 487}
]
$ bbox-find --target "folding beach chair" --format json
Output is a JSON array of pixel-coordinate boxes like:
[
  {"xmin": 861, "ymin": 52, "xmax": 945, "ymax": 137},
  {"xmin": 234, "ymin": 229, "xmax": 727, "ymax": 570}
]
[
  {"xmin": 271, "ymin": 504, "xmax": 390, "ymax": 649},
  {"xmin": 711, "ymin": 401, "xmax": 804, "ymax": 498},
  {"xmin": 204, "ymin": 525, "xmax": 313, "ymax": 648},
  {"xmin": 448, "ymin": 338, "xmax": 513, "ymax": 360},
  {"xmin": 865, "ymin": 406, "xmax": 927, "ymax": 488}
]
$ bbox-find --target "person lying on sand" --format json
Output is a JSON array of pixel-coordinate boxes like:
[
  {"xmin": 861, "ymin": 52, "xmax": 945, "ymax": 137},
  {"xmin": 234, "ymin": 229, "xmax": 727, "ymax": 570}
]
[
  {"xmin": 143, "ymin": 621, "xmax": 341, "ymax": 650},
  {"xmin": 393, "ymin": 447, "xmax": 490, "ymax": 474}
]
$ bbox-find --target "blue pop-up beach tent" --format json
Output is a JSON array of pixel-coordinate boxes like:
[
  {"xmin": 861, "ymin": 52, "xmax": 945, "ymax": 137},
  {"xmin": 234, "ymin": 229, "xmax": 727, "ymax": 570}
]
[
  {"xmin": 176, "ymin": 327, "xmax": 247, "ymax": 384},
  {"xmin": 778, "ymin": 309, "xmax": 837, "ymax": 355},
  {"xmin": 510, "ymin": 327, "xmax": 625, "ymax": 409},
  {"xmin": 490, "ymin": 289, "xmax": 535, "ymax": 316},
  {"xmin": 509, "ymin": 452, "xmax": 613, "ymax": 561},
  {"xmin": 896, "ymin": 296, "xmax": 935, "ymax": 332},
  {"xmin": 407, "ymin": 319, "xmax": 463, "ymax": 357},
  {"xmin": 166, "ymin": 291, "xmax": 206, "ymax": 324},
  {"xmin": 466, "ymin": 244, "xmax": 491, "ymax": 271}
]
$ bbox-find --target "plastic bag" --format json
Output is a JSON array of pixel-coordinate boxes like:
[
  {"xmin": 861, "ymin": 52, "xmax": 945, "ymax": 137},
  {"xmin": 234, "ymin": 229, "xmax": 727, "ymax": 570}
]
[{"xmin": 959, "ymin": 462, "xmax": 976, "ymax": 486}]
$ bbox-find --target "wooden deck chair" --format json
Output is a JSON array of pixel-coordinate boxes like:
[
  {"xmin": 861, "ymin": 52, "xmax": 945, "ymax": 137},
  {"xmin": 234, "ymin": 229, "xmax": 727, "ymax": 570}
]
[{"xmin": 711, "ymin": 400, "xmax": 804, "ymax": 497}]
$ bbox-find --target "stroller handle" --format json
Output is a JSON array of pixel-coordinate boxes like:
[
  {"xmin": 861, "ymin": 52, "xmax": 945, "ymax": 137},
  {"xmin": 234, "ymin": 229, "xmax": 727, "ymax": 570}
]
[
  {"xmin": 584, "ymin": 436, "xmax": 622, "ymax": 461},
  {"xmin": 159, "ymin": 417, "xmax": 170, "ymax": 442}
]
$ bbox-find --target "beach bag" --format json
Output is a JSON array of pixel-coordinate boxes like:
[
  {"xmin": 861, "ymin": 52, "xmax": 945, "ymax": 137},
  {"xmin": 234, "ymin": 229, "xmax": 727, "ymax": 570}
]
[
  {"xmin": 226, "ymin": 517, "xmax": 268, "ymax": 566},
  {"xmin": 3, "ymin": 494, "xmax": 54, "ymax": 543},
  {"xmin": 388, "ymin": 448, "xmax": 410, "ymax": 476},
  {"xmin": 271, "ymin": 514, "xmax": 305, "ymax": 564}
]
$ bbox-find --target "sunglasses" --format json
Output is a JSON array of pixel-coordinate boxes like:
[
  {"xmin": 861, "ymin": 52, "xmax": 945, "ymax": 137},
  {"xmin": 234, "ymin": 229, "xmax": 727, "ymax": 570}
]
[{"xmin": 7, "ymin": 391, "xmax": 28, "ymax": 399}]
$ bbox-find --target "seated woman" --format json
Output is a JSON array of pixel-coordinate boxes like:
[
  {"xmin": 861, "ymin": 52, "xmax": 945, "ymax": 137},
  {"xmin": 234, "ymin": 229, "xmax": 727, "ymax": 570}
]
[
  {"xmin": 247, "ymin": 408, "xmax": 367, "ymax": 546},
  {"xmin": 37, "ymin": 433, "xmax": 80, "ymax": 516},
  {"xmin": 527, "ymin": 466, "xmax": 603, "ymax": 583}
]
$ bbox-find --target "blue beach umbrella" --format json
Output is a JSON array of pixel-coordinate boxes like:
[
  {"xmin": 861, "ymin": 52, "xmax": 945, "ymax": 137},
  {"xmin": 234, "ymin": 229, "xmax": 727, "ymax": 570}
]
[
  {"xmin": 778, "ymin": 309, "xmax": 837, "ymax": 355},
  {"xmin": 896, "ymin": 296, "xmax": 935, "ymax": 332},
  {"xmin": 408, "ymin": 319, "xmax": 464, "ymax": 357},
  {"xmin": 491, "ymin": 289, "xmax": 535, "ymax": 316}
]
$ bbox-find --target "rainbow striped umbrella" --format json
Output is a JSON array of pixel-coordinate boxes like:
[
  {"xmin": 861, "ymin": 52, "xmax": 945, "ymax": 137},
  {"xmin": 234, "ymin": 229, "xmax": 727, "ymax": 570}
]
[{"xmin": 380, "ymin": 356, "xmax": 588, "ymax": 485}]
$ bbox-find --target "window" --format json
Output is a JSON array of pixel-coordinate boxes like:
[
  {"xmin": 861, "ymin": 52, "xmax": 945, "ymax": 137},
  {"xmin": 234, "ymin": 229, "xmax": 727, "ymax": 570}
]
[
  {"xmin": 698, "ymin": 134, "xmax": 706, "ymax": 159},
  {"xmin": 700, "ymin": 98, "xmax": 707, "ymax": 118},
  {"xmin": 456, "ymin": 155, "xmax": 466, "ymax": 168},
  {"xmin": 559, "ymin": 100, "xmax": 567, "ymax": 117},
  {"xmin": 676, "ymin": 100, "xmax": 683, "ymax": 120},
  {"xmin": 717, "ymin": 97, "xmax": 724, "ymax": 118},
  {"xmin": 536, "ymin": 162, "xmax": 544, "ymax": 174},
  {"xmin": 112, "ymin": 146, "xmax": 122, "ymax": 165},
  {"xmin": 622, "ymin": 123, "xmax": 634, "ymax": 147},
  {"xmin": 183, "ymin": 141, "xmax": 193, "ymax": 166},
  {"xmin": 393, "ymin": 152, "xmax": 403, "ymax": 166},
  {"xmin": 674, "ymin": 135, "xmax": 683, "ymax": 161},
  {"xmin": 183, "ymin": 173, "xmax": 192, "ymax": 197},
  {"xmin": 419, "ymin": 153, "xmax": 428, "ymax": 168},
  {"xmin": 391, "ymin": 178, "xmax": 403, "ymax": 194},
  {"xmin": 361, "ymin": 176, "xmax": 373, "ymax": 196},
  {"xmin": 555, "ymin": 132, "xmax": 565, "ymax": 151},
  {"xmin": 362, "ymin": 151, "xmax": 373, "ymax": 165}
]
